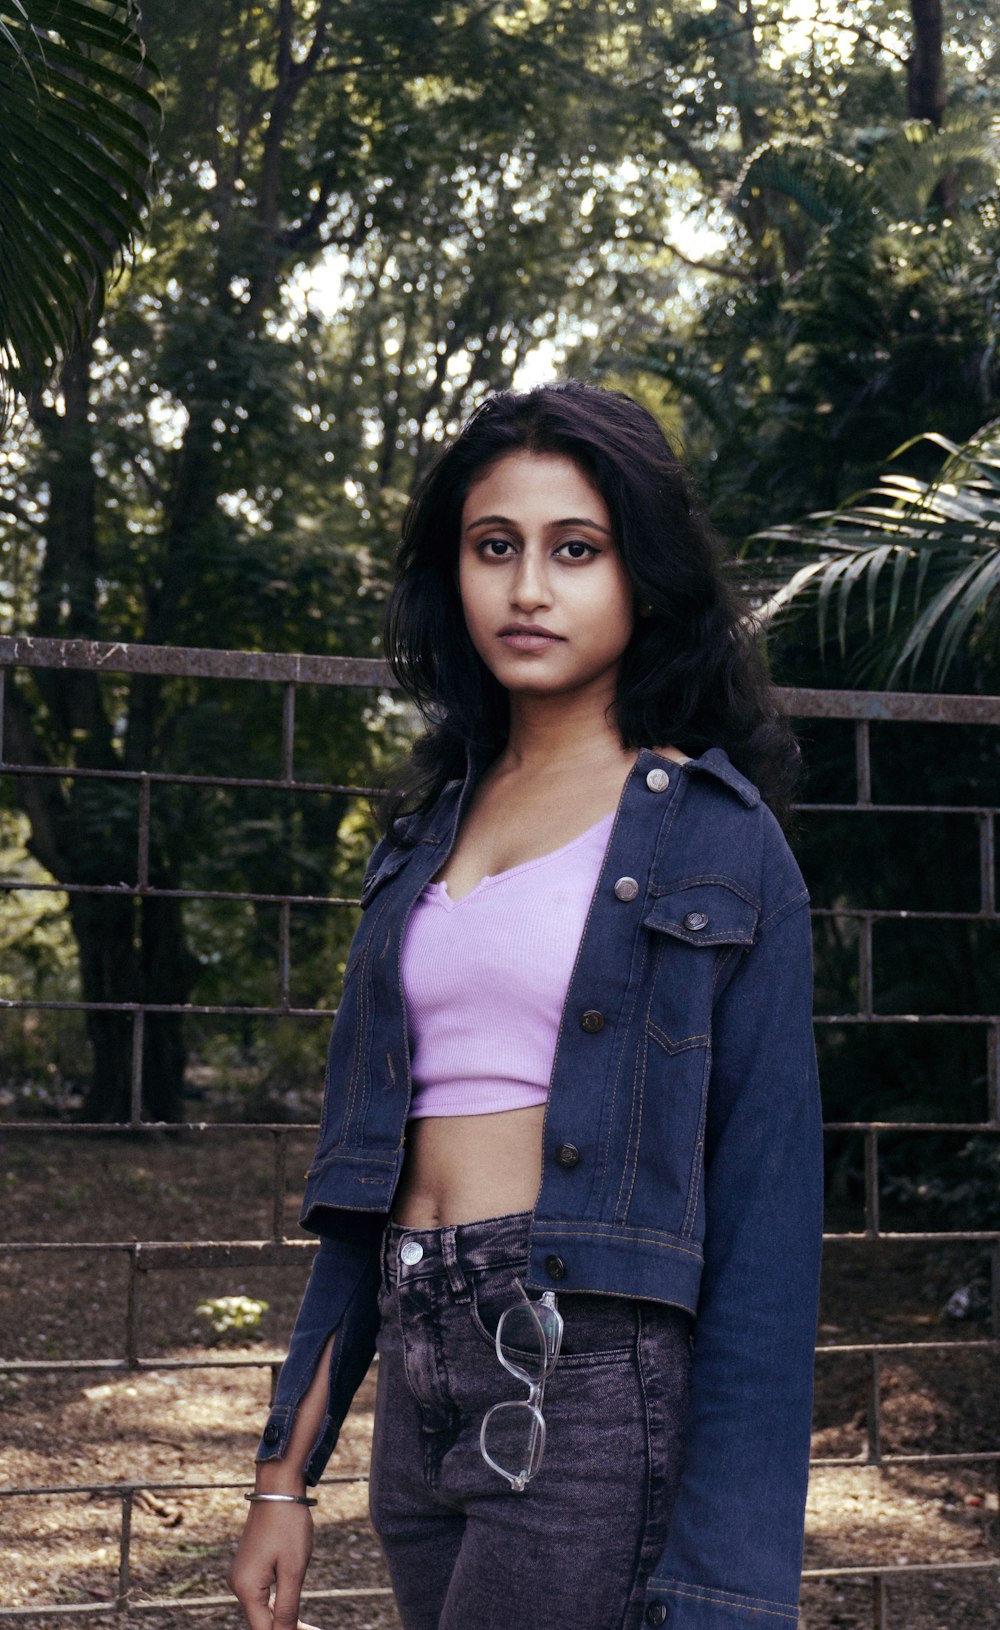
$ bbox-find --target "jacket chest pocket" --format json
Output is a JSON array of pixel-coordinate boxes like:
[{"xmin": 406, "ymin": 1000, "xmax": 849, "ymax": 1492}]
[{"xmin": 641, "ymin": 879, "xmax": 759, "ymax": 1052}]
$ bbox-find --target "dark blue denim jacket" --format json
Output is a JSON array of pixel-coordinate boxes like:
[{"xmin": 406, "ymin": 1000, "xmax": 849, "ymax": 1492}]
[{"xmin": 257, "ymin": 745, "xmax": 824, "ymax": 1630}]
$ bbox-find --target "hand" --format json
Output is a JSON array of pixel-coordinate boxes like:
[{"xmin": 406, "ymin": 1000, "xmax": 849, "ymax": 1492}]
[{"xmin": 227, "ymin": 1500, "xmax": 320, "ymax": 1630}]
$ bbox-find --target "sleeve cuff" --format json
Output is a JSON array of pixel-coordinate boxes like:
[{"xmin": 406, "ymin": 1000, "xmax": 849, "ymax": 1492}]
[{"xmin": 645, "ymin": 1578, "xmax": 800, "ymax": 1627}]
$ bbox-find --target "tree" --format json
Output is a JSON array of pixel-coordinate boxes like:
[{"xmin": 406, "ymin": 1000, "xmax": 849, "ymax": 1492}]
[{"xmin": 0, "ymin": 0, "xmax": 701, "ymax": 1119}]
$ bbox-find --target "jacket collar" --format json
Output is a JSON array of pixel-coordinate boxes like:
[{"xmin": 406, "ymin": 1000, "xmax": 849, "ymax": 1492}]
[{"xmin": 673, "ymin": 746, "xmax": 761, "ymax": 809}]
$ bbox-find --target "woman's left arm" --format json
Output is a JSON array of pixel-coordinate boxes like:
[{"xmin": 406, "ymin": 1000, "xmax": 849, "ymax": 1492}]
[{"xmin": 645, "ymin": 886, "xmax": 824, "ymax": 1630}]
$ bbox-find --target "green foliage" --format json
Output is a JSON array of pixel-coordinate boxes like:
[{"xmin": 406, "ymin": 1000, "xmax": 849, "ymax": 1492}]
[
  {"xmin": 0, "ymin": 0, "xmax": 160, "ymax": 424},
  {"xmin": 195, "ymin": 1293, "xmax": 268, "ymax": 1343},
  {"xmin": 760, "ymin": 422, "xmax": 1000, "ymax": 687}
]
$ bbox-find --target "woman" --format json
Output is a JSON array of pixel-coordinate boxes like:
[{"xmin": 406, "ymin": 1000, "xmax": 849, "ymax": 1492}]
[{"xmin": 228, "ymin": 382, "xmax": 824, "ymax": 1630}]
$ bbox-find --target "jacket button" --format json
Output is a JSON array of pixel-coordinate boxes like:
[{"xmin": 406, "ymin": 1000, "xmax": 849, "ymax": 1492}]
[
  {"xmin": 645, "ymin": 1606, "xmax": 667, "ymax": 1626},
  {"xmin": 545, "ymin": 1255, "xmax": 567, "ymax": 1281},
  {"xmin": 683, "ymin": 910, "xmax": 709, "ymax": 931},
  {"xmin": 580, "ymin": 1009, "xmax": 605, "ymax": 1033},
  {"xmin": 613, "ymin": 875, "xmax": 639, "ymax": 902},
  {"xmin": 555, "ymin": 1142, "xmax": 581, "ymax": 1168},
  {"xmin": 262, "ymin": 1421, "xmax": 281, "ymax": 1447},
  {"xmin": 646, "ymin": 768, "xmax": 670, "ymax": 792}
]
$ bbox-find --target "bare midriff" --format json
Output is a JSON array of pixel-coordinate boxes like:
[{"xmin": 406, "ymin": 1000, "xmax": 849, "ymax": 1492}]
[{"xmin": 392, "ymin": 1104, "xmax": 547, "ymax": 1227}]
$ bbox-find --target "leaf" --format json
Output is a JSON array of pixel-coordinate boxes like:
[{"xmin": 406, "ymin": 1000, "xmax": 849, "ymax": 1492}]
[{"xmin": 0, "ymin": 0, "xmax": 161, "ymax": 420}]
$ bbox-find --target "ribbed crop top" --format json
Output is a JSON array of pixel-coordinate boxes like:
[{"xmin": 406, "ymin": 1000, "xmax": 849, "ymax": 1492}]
[{"xmin": 400, "ymin": 810, "xmax": 615, "ymax": 1119}]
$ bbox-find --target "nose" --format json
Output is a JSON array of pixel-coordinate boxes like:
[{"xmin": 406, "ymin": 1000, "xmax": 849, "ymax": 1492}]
[{"xmin": 510, "ymin": 546, "xmax": 552, "ymax": 612}]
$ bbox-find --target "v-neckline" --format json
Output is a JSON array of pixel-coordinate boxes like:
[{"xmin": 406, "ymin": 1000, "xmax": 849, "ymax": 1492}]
[{"xmin": 426, "ymin": 809, "xmax": 616, "ymax": 910}]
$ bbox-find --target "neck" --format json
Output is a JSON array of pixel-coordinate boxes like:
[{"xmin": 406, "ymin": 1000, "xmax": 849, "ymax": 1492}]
[{"xmin": 497, "ymin": 684, "xmax": 632, "ymax": 778}]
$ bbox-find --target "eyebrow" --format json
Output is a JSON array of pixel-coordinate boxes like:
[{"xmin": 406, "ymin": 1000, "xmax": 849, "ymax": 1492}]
[{"xmin": 464, "ymin": 513, "xmax": 612, "ymax": 536}]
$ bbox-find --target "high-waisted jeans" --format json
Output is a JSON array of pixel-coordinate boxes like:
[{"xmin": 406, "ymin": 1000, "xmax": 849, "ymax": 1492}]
[{"xmin": 368, "ymin": 1211, "xmax": 694, "ymax": 1630}]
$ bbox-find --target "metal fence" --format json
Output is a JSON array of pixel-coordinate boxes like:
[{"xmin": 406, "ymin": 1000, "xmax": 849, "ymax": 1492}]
[{"xmin": 1, "ymin": 635, "xmax": 998, "ymax": 1626}]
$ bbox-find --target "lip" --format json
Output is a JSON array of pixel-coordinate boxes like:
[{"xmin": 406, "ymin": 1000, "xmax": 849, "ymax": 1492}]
[{"xmin": 498, "ymin": 623, "xmax": 563, "ymax": 639}]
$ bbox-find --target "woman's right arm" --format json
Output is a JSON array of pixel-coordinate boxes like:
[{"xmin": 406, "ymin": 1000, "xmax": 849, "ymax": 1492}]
[
  {"xmin": 227, "ymin": 1332, "xmax": 335, "ymax": 1630},
  {"xmin": 227, "ymin": 1227, "xmax": 383, "ymax": 1629}
]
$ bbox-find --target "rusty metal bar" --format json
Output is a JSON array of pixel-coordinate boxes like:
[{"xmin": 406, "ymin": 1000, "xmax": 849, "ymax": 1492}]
[
  {"xmin": 0, "ymin": 878, "xmax": 359, "ymax": 905},
  {"xmin": 859, "ymin": 914, "xmax": 874, "ymax": 1018},
  {"xmin": 0, "ymin": 635, "xmax": 391, "ymax": 688},
  {"xmin": 855, "ymin": 719, "xmax": 872, "ymax": 804},
  {"xmin": 981, "ymin": 811, "xmax": 997, "ymax": 916},
  {"xmin": 281, "ymin": 681, "xmax": 296, "ymax": 780},
  {"xmin": 136, "ymin": 774, "xmax": 151, "ymax": 891},
  {"xmin": 864, "ymin": 1127, "xmax": 880, "ymax": 1237},
  {"xmin": 278, "ymin": 898, "xmax": 291, "ymax": 1008},
  {"xmin": 124, "ymin": 1246, "xmax": 139, "ymax": 1368},
  {"xmin": 0, "ymin": 760, "xmax": 379, "ymax": 795},
  {"xmin": 271, "ymin": 1130, "xmax": 288, "ymax": 1243},
  {"xmin": 872, "ymin": 1572, "xmax": 886, "ymax": 1630},
  {"xmin": 866, "ymin": 1348, "xmax": 881, "ymax": 1463},
  {"xmin": 117, "ymin": 1490, "xmax": 132, "ymax": 1610},
  {"xmin": 129, "ymin": 1010, "xmax": 144, "ymax": 1126},
  {"xmin": 5, "ymin": 637, "xmax": 1000, "ymax": 722}
]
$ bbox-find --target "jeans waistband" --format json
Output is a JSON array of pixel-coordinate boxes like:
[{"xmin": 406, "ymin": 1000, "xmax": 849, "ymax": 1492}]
[{"xmin": 380, "ymin": 1209, "xmax": 533, "ymax": 1297}]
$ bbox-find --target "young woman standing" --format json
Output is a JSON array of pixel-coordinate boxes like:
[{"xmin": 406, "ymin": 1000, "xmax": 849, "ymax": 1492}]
[{"xmin": 228, "ymin": 383, "xmax": 824, "ymax": 1630}]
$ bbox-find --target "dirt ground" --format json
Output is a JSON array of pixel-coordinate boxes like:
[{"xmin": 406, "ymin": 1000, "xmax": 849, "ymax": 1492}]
[{"xmin": 1, "ymin": 1132, "xmax": 998, "ymax": 1630}]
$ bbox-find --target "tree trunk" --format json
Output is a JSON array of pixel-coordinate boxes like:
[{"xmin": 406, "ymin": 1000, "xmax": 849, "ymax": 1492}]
[{"xmin": 908, "ymin": 0, "xmax": 955, "ymax": 210}]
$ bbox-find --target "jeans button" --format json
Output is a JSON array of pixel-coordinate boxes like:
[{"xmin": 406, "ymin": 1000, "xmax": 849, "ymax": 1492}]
[
  {"xmin": 555, "ymin": 1142, "xmax": 581, "ymax": 1169},
  {"xmin": 580, "ymin": 1009, "xmax": 605, "ymax": 1033},
  {"xmin": 400, "ymin": 1240, "xmax": 424, "ymax": 1266},
  {"xmin": 262, "ymin": 1420, "xmax": 280, "ymax": 1447},
  {"xmin": 545, "ymin": 1254, "xmax": 567, "ymax": 1282},
  {"xmin": 645, "ymin": 1605, "xmax": 667, "ymax": 1626}
]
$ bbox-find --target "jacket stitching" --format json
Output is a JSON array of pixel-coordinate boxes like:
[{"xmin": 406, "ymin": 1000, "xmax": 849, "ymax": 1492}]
[
  {"xmin": 539, "ymin": 1220, "xmax": 703, "ymax": 1258},
  {"xmin": 617, "ymin": 1011, "xmax": 647, "ymax": 1218},
  {"xmin": 651, "ymin": 1579, "xmax": 799, "ymax": 1616},
  {"xmin": 648, "ymin": 872, "xmax": 761, "ymax": 910},
  {"xmin": 758, "ymin": 887, "xmax": 810, "ymax": 932},
  {"xmin": 606, "ymin": 906, "xmax": 651, "ymax": 1221},
  {"xmin": 680, "ymin": 1043, "xmax": 711, "ymax": 1237},
  {"xmin": 647, "ymin": 1015, "xmax": 708, "ymax": 1053}
]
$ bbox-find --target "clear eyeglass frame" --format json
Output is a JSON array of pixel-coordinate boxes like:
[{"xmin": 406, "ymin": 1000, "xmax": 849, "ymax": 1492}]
[{"xmin": 479, "ymin": 1288, "xmax": 563, "ymax": 1493}]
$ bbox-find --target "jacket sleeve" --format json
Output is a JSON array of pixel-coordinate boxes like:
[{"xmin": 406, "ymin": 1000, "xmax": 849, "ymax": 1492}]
[
  {"xmin": 254, "ymin": 1223, "xmax": 383, "ymax": 1485},
  {"xmin": 645, "ymin": 890, "xmax": 824, "ymax": 1629}
]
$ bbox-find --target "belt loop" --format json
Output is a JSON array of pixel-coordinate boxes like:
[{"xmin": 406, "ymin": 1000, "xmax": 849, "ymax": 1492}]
[
  {"xmin": 378, "ymin": 1220, "xmax": 392, "ymax": 1296},
  {"xmin": 441, "ymin": 1225, "xmax": 471, "ymax": 1302}
]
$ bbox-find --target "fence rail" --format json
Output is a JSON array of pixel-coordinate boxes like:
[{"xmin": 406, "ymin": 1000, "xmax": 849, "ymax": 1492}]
[{"xmin": 1, "ymin": 638, "xmax": 998, "ymax": 1625}]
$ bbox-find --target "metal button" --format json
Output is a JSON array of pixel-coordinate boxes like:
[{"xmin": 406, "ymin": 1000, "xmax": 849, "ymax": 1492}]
[
  {"xmin": 645, "ymin": 1606, "xmax": 667, "ymax": 1627},
  {"xmin": 262, "ymin": 1421, "xmax": 280, "ymax": 1447},
  {"xmin": 400, "ymin": 1239, "xmax": 424, "ymax": 1265},
  {"xmin": 645, "ymin": 768, "xmax": 670, "ymax": 792},
  {"xmin": 580, "ymin": 1009, "xmax": 605, "ymax": 1033},
  {"xmin": 613, "ymin": 875, "xmax": 639, "ymax": 902},
  {"xmin": 555, "ymin": 1142, "xmax": 581, "ymax": 1169},
  {"xmin": 545, "ymin": 1254, "xmax": 567, "ymax": 1281},
  {"xmin": 682, "ymin": 910, "xmax": 709, "ymax": 932}
]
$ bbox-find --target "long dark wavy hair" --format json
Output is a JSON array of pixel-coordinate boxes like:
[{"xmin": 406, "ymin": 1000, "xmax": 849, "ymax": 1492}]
[{"xmin": 379, "ymin": 381, "xmax": 800, "ymax": 834}]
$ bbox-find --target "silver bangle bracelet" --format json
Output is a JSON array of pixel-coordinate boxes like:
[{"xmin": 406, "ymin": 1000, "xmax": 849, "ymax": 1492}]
[{"xmin": 244, "ymin": 1491, "xmax": 317, "ymax": 1507}]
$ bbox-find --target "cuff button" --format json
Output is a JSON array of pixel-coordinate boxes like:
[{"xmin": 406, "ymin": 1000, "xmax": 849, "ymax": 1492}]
[
  {"xmin": 262, "ymin": 1421, "xmax": 280, "ymax": 1446},
  {"xmin": 645, "ymin": 1606, "xmax": 667, "ymax": 1626}
]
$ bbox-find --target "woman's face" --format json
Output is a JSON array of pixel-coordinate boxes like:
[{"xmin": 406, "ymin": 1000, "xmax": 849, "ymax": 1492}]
[{"xmin": 457, "ymin": 450, "xmax": 636, "ymax": 702}]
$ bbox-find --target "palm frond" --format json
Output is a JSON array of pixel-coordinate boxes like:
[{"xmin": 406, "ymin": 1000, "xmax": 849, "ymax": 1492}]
[
  {"xmin": 0, "ymin": 0, "xmax": 161, "ymax": 424},
  {"xmin": 759, "ymin": 423, "xmax": 1000, "ymax": 685}
]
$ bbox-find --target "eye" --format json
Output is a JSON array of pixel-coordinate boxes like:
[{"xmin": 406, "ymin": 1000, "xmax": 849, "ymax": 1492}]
[
  {"xmin": 477, "ymin": 536, "xmax": 517, "ymax": 559},
  {"xmin": 555, "ymin": 539, "xmax": 600, "ymax": 560}
]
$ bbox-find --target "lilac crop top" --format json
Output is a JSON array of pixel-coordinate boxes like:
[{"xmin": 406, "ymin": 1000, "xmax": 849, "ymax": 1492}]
[{"xmin": 400, "ymin": 811, "xmax": 615, "ymax": 1118}]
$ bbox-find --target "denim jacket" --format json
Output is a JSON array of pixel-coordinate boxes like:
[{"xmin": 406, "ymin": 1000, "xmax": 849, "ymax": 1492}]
[{"xmin": 257, "ymin": 745, "xmax": 824, "ymax": 1630}]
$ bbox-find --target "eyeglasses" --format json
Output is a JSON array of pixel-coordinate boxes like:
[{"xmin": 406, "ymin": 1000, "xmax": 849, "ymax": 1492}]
[{"xmin": 480, "ymin": 1289, "xmax": 563, "ymax": 1493}]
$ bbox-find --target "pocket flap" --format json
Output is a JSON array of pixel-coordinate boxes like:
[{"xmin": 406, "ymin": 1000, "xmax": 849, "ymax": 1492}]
[
  {"xmin": 359, "ymin": 844, "xmax": 413, "ymax": 908},
  {"xmin": 643, "ymin": 880, "xmax": 758, "ymax": 946}
]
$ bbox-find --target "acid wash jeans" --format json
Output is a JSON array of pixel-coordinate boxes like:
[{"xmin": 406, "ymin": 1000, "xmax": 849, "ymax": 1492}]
[{"xmin": 368, "ymin": 1211, "xmax": 693, "ymax": 1630}]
